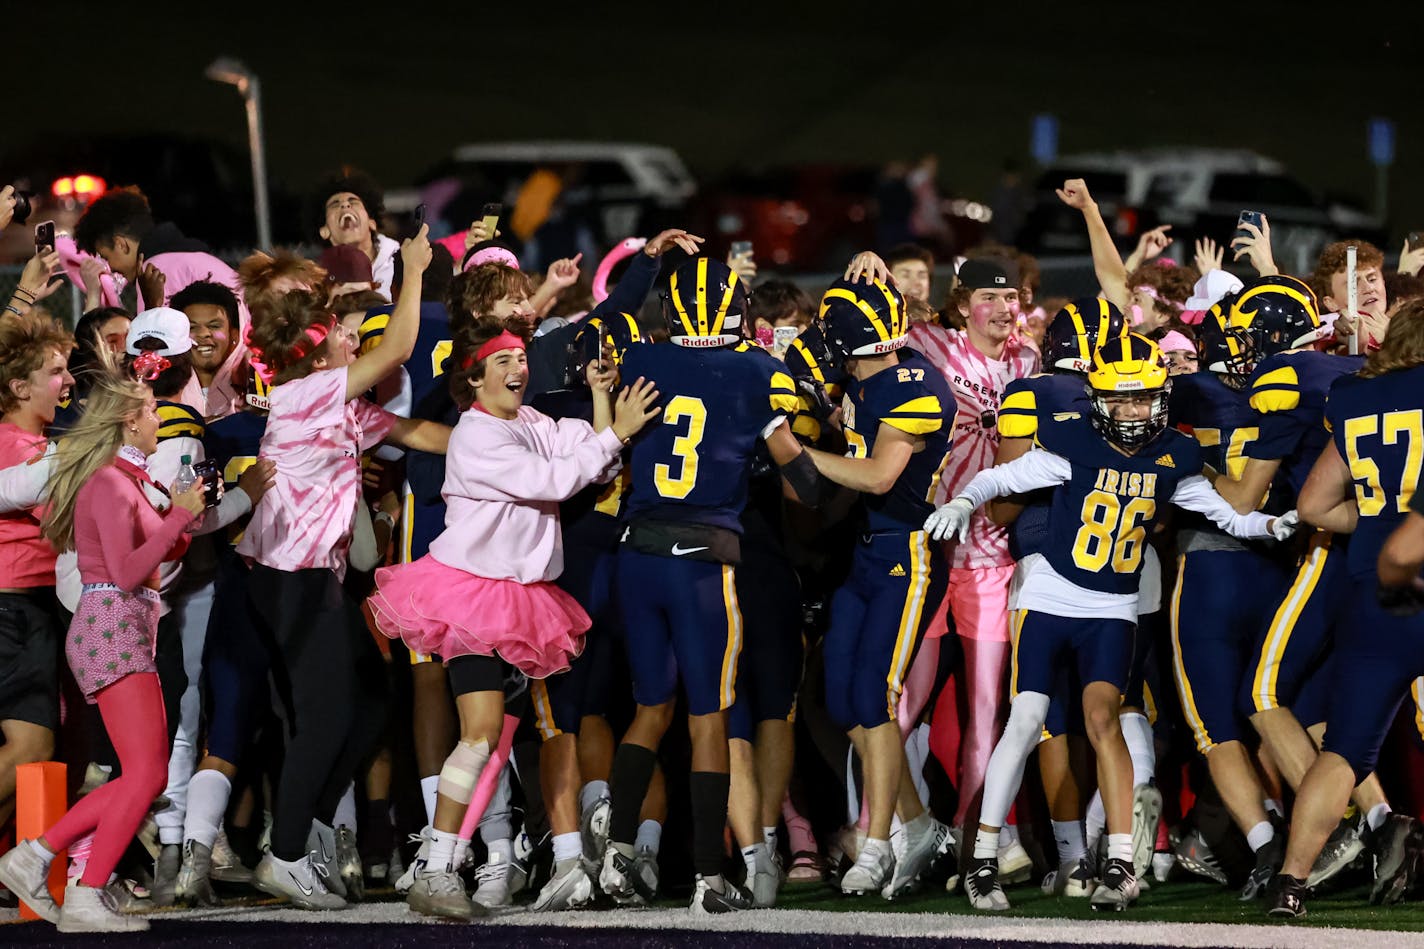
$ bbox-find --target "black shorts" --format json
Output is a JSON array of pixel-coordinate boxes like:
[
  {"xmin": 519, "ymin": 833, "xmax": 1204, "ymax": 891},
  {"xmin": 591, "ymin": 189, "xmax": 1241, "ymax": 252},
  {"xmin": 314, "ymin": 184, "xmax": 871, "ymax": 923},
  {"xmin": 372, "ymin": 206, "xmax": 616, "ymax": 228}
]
[{"xmin": 0, "ymin": 589, "xmax": 61, "ymax": 730}]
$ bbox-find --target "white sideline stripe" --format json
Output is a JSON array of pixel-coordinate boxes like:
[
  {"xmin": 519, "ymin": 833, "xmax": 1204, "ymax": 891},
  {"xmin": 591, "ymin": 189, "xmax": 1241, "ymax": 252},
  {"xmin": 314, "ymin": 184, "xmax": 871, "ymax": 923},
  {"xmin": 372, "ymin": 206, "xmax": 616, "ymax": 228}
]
[{"xmin": 16, "ymin": 903, "xmax": 1407, "ymax": 948}]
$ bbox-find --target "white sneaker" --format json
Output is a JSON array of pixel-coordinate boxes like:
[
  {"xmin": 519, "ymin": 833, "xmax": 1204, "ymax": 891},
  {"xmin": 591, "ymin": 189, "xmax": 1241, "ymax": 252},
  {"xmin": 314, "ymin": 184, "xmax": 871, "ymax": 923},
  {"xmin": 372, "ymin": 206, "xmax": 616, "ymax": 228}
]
[
  {"xmin": 532, "ymin": 857, "xmax": 594, "ymax": 911},
  {"xmin": 689, "ymin": 874, "xmax": 751, "ymax": 914},
  {"xmin": 1042, "ymin": 858, "xmax": 1095, "ymax": 897},
  {"xmin": 0, "ymin": 842, "xmax": 59, "ymax": 923},
  {"xmin": 472, "ymin": 852, "xmax": 514, "ymax": 908},
  {"xmin": 840, "ymin": 841, "xmax": 893, "ymax": 896},
  {"xmin": 254, "ymin": 851, "xmax": 347, "ymax": 911},
  {"xmin": 306, "ymin": 822, "xmax": 346, "ymax": 899},
  {"xmin": 749, "ymin": 860, "xmax": 780, "ymax": 907},
  {"xmin": 998, "ymin": 838, "xmax": 1032, "ymax": 884},
  {"xmin": 210, "ymin": 828, "xmax": 253, "ymax": 883},
  {"xmin": 965, "ymin": 855, "xmax": 1010, "ymax": 911},
  {"xmin": 1152, "ymin": 849, "xmax": 1176, "ymax": 882},
  {"xmin": 581, "ymin": 797, "xmax": 611, "ymax": 866},
  {"xmin": 395, "ymin": 826, "xmax": 434, "ymax": 895},
  {"xmin": 1131, "ymin": 785, "xmax": 1163, "ymax": 879},
  {"xmin": 407, "ymin": 864, "xmax": 481, "ymax": 920},
  {"xmin": 57, "ymin": 881, "xmax": 149, "ymax": 933},
  {"xmin": 884, "ymin": 817, "xmax": 949, "ymax": 900}
]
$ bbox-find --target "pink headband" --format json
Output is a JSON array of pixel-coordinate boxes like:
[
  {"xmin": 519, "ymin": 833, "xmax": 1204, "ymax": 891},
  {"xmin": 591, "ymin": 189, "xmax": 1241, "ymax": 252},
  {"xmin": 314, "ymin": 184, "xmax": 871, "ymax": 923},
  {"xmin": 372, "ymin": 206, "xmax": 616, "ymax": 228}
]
[
  {"xmin": 465, "ymin": 330, "xmax": 526, "ymax": 369},
  {"xmin": 464, "ymin": 247, "xmax": 521, "ymax": 272},
  {"xmin": 1133, "ymin": 285, "xmax": 1160, "ymax": 301},
  {"xmin": 289, "ymin": 321, "xmax": 332, "ymax": 362},
  {"xmin": 1159, "ymin": 330, "xmax": 1195, "ymax": 354}
]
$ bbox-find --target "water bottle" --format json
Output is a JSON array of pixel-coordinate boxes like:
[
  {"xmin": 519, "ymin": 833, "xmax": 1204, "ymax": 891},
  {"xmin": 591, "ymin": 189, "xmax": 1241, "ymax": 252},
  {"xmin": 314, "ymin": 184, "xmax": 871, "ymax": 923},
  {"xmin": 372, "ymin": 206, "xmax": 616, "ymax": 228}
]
[{"xmin": 175, "ymin": 454, "xmax": 198, "ymax": 497}]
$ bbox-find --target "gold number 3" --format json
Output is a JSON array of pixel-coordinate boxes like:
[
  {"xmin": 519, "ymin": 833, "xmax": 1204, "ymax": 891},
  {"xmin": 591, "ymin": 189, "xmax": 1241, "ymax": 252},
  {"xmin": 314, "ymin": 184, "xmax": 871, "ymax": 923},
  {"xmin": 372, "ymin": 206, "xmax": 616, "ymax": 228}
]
[{"xmin": 653, "ymin": 396, "xmax": 708, "ymax": 499}]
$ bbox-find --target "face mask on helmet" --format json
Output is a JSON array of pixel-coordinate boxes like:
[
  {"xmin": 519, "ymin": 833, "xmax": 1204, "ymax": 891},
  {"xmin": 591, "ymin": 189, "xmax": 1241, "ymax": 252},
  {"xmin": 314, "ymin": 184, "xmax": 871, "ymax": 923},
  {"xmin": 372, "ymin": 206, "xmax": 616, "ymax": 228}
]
[
  {"xmin": 662, "ymin": 258, "xmax": 747, "ymax": 348},
  {"xmin": 566, "ymin": 313, "xmax": 641, "ymax": 386},
  {"xmin": 818, "ymin": 277, "xmax": 908, "ymax": 368},
  {"xmin": 1085, "ymin": 335, "xmax": 1172, "ymax": 451}
]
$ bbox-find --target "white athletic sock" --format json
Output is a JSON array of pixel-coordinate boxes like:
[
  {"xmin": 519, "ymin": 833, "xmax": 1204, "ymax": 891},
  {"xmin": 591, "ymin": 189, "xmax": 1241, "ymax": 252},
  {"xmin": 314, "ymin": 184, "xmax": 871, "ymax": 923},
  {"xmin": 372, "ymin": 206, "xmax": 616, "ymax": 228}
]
[
  {"xmin": 183, "ymin": 770, "xmax": 231, "ymax": 850},
  {"xmin": 428, "ymin": 829, "xmax": 461, "ymax": 872},
  {"xmin": 420, "ymin": 775, "xmax": 440, "ymax": 827},
  {"xmin": 1001, "ymin": 823, "xmax": 1020, "ymax": 846},
  {"xmin": 973, "ymin": 829, "xmax": 1000, "ymax": 860},
  {"xmin": 1086, "ymin": 791, "xmax": 1106, "ymax": 851},
  {"xmin": 1120, "ymin": 712, "xmax": 1156, "ymax": 787},
  {"xmin": 742, "ymin": 842, "xmax": 767, "ymax": 878},
  {"xmin": 1052, "ymin": 819, "xmax": 1086, "ymax": 865},
  {"xmin": 579, "ymin": 780, "xmax": 610, "ymax": 816},
  {"xmin": 1107, "ymin": 833, "xmax": 1132, "ymax": 864},
  {"xmin": 981, "ymin": 693, "xmax": 1050, "ymax": 829},
  {"xmin": 552, "ymin": 832, "xmax": 581, "ymax": 863},
  {"xmin": 845, "ymin": 747, "xmax": 859, "ymax": 824},
  {"xmin": 28, "ymin": 839, "xmax": 54, "ymax": 863},
  {"xmin": 905, "ymin": 724, "xmax": 931, "ymax": 807},
  {"xmin": 1368, "ymin": 803, "xmax": 1392, "ymax": 831},
  {"xmin": 1246, "ymin": 820, "xmax": 1275, "ymax": 852},
  {"xmin": 635, "ymin": 820, "xmax": 662, "ymax": 854},
  {"xmin": 333, "ymin": 783, "xmax": 358, "ymax": 834},
  {"xmin": 1264, "ymin": 798, "xmax": 1284, "ymax": 819},
  {"xmin": 763, "ymin": 826, "xmax": 778, "ymax": 852}
]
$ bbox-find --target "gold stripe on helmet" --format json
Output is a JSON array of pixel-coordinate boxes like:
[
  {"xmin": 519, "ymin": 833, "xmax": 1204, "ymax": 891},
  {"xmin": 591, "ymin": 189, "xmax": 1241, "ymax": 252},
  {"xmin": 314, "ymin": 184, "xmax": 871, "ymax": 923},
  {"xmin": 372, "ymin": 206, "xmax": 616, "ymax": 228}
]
[
  {"xmin": 696, "ymin": 258, "xmax": 709, "ymax": 336},
  {"xmin": 1230, "ymin": 282, "xmax": 1320, "ymax": 330},
  {"xmin": 711, "ymin": 268, "xmax": 740, "ymax": 337},
  {"xmin": 668, "ymin": 269, "xmax": 696, "ymax": 337},
  {"xmin": 821, "ymin": 287, "xmax": 892, "ymax": 341}
]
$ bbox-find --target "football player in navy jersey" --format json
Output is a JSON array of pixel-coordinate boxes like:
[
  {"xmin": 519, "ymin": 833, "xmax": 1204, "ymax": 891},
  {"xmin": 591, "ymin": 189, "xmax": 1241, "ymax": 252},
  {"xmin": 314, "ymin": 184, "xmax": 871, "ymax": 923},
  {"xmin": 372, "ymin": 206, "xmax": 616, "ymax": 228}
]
[
  {"xmin": 927, "ymin": 334, "xmax": 1296, "ymax": 912},
  {"xmin": 1164, "ymin": 279, "xmax": 1320, "ymax": 898},
  {"xmin": 1213, "ymin": 326, "xmax": 1397, "ymax": 889},
  {"xmin": 1270, "ymin": 301, "xmax": 1424, "ymax": 918},
  {"xmin": 525, "ymin": 312, "xmax": 646, "ymax": 910},
  {"xmin": 600, "ymin": 256, "xmax": 813, "ymax": 914},
  {"xmin": 799, "ymin": 275, "xmax": 955, "ymax": 899},
  {"xmin": 991, "ymin": 297, "xmax": 1169, "ymax": 894}
]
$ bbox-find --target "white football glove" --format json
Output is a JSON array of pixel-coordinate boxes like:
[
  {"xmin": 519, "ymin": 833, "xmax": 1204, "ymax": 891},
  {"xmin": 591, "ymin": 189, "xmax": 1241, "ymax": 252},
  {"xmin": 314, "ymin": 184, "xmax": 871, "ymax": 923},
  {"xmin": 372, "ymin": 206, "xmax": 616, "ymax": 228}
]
[
  {"xmin": 924, "ymin": 497, "xmax": 975, "ymax": 543},
  {"xmin": 1270, "ymin": 509, "xmax": 1300, "ymax": 542}
]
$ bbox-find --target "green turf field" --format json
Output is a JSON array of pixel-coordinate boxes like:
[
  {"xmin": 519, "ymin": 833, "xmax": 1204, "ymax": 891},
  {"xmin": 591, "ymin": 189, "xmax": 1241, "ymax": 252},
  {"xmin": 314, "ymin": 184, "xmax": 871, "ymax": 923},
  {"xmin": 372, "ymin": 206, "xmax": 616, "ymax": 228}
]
[{"xmin": 761, "ymin": 876, "xmax": 1424, "ymax": 932}]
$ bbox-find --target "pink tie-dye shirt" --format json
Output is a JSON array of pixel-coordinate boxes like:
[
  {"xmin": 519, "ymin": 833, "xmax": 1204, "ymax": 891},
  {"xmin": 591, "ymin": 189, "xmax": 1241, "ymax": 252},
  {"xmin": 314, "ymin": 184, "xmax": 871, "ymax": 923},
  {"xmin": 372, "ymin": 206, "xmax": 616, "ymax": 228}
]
[
  {"xmin": 237, "ymin": 367, "xmax": 397, "ymax": 578},
  {"xmin": 908, "ymin": 323, "xmax": 1039, "ymax": 569}
]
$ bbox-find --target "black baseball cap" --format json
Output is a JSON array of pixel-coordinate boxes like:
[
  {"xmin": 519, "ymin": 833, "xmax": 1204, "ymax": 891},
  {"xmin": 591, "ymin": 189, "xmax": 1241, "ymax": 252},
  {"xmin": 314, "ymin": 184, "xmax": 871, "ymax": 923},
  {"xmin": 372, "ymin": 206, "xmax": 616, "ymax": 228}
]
[{"xmin": 957, "ymin": 257, "xmax": 1020, "ymax": 291}]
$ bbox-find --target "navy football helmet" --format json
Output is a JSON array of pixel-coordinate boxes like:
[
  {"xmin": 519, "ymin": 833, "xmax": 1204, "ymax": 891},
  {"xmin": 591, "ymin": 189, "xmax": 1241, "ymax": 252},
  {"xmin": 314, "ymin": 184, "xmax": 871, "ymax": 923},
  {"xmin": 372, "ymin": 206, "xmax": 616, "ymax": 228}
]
[
  {"xmin": 662, "ymin": 258, "xmax": 748, "ymax": 348},
  {"xmin": 1085, "ymin": 334, "xmax": 1172, "ymax": 451},
  {"xmin": 818, "ymin": 277, "xmax": 908, "ymax": 367},
  {"xmin": 1042, "ymin": 298, "xmax": 1128, "ymax": 374},
  {"xmin": 1207, "ymin": 276, "xmax": 1323, "ymax": 385},
  {"xmin": 566, "ymin": 311, "xmax": 642, "ymax": 387}
]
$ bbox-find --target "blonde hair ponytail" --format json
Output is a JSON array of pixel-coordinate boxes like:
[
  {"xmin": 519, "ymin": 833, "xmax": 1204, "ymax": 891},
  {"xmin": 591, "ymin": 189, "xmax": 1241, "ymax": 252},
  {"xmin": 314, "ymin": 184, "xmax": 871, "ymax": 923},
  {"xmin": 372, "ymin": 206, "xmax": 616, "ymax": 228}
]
[{"xmin": 42, "ymin": 374, "xmax": 150, "ymax": 551}]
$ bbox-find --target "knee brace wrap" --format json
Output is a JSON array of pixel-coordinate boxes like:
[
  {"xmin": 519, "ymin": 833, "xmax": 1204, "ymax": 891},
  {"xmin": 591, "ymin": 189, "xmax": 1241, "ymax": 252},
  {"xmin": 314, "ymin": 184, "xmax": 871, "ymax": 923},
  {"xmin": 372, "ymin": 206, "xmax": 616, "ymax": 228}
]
[{"xmin": 437, "ymin": 739, "xmax": 491, "ymax": 805}]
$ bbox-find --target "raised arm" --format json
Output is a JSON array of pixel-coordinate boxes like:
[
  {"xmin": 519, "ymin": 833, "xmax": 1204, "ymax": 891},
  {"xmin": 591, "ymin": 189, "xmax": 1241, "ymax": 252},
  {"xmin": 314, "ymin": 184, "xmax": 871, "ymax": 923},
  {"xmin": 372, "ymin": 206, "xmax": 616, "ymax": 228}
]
[
  {"xmin": 1056, "ymin": 179, "xmax": 1128, "ymax": 312},
  {"xmin": 345, "ymin": 225, "xmax": 432, "ymax": 400}
]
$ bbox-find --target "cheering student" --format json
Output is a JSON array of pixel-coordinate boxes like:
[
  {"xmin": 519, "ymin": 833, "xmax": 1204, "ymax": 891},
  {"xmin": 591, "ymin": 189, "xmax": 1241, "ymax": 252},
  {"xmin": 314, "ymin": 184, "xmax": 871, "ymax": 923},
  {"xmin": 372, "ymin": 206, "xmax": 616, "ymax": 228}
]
[{"xmin": 0, "ymin": 375, "xmax": 207, "ymax": 933}]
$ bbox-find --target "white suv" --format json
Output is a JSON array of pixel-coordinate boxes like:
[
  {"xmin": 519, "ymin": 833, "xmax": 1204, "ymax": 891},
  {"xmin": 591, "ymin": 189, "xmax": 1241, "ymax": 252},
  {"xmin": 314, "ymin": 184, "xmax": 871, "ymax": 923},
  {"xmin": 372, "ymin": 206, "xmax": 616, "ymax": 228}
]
[{"xmin": 1018, "ymin": 148, "xmax": 1383, "ymax": 273}]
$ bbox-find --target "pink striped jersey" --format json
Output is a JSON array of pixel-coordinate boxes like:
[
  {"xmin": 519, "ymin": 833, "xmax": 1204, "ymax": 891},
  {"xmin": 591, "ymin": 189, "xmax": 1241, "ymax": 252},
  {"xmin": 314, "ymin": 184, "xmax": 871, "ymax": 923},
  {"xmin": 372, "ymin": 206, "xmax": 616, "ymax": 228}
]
[
  {"xmin": 907, "ymin": 322, "xmax": 1040, "ymax": 568},
  {"xmin": 237, "ymin": 366, "xmax": 397, "ymax": 578}
]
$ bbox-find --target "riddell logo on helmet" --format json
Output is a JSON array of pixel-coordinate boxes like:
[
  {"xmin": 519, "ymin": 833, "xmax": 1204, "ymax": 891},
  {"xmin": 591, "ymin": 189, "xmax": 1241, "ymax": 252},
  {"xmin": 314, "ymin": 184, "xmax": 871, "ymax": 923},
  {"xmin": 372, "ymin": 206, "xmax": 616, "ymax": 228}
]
[
  {"xmin": 869, "ymin": 339, "xmax": 906, "ymax": 354},
  {"xmin": 674, "ymin": 336, "xmax": 730, "ymax": 348}
]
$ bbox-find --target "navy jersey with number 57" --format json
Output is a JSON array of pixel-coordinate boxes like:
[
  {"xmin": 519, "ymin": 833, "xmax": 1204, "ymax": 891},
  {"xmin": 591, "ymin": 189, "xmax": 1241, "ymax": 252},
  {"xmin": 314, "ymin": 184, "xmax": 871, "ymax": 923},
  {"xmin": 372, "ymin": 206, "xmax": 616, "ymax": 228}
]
[
  {"xmin": 1036, "ymin": 415, "xmax": 1202, "ymax": 594},
  {"xmin": 621, "ymin": 343, "xmax": 799, "ymax": 533},
  {"xmin": 1326, "ymin": 364, "xmax": 1424, "ymax": 580},
  {"xmin": 842, "ymin": 350, "xmax": 956, "ymax": 532}
]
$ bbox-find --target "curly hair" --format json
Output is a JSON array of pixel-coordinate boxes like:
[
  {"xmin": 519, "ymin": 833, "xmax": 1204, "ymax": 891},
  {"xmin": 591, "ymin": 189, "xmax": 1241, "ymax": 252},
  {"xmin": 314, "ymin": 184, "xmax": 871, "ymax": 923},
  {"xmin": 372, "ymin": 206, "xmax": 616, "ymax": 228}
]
[
  {"xmin": 238, "ymin": 250, "xmax": 329, "ymax": 325},
  {"xmin": 0, "ymin": 309, "xmax": 75, "ymax": 415},
  {"xmin": 73, "ymin": 187, "xmax": 155, "ymax": 255},
  {"xmin": 1127, "ymin": 261, "xmax": 1200, "ymax": 305},
  {"xmin": 1361, "ymin": 299, "xmax": 1424, "ymax": 378},
  {"xmin": 246, "ymin": 288, "xmax": 338, "ymax": 385},
  {"xmin": 445, "ymin": 264, "xmax": 532, "ymax": 334},
  {"xmin": 750, "ymin": 279, "xmax": 813, "ymax": 328},
  {"xmin": 313, "ymin": 166, "xmax": 385, "ymax": 231},
  {"xmin": 169, "ymin": 280, "xmax": 241, "ymax": 331},
  {"xmin": 1310, "ymin": 240, "xmax": 1385, "ymax": 303},
  {"xmin": 447, "ymin": 315, "xmax": 517, "ymax": 411}
]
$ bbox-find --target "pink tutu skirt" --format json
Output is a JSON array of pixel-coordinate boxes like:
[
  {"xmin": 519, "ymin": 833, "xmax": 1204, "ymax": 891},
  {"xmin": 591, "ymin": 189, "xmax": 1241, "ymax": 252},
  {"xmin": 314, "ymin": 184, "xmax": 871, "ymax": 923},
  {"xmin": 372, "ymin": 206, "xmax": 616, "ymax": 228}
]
[{"xmin": 369, "ymin": 556, "xmax": 589, "ymax": 679}]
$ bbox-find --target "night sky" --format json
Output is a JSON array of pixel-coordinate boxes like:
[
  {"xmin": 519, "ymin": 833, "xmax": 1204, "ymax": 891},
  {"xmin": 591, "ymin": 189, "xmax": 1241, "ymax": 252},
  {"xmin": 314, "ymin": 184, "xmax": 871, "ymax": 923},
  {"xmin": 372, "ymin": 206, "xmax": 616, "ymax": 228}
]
[{"xmin": 9, "ymin": 3, "xmax": 1424, "ymax": 251}]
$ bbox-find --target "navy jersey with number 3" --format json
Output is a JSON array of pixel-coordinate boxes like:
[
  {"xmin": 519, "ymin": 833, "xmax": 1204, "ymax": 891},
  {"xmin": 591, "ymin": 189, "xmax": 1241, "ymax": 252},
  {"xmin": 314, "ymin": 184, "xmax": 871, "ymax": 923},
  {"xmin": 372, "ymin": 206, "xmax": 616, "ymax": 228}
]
[
  {"xmin": 842, "ymin": 350, "xmax": 956, "ymax": 532},
  {"xmin": 1036, "ymin": 415, "xmax": 1202, "ymax": 595},
  {"xmin": 621, "ymin": 343, "xmax": 799, "ymax": 533},
  {"xmin": 1327, "ymin": 364, "xmax": 1424, "ymax": 580}
]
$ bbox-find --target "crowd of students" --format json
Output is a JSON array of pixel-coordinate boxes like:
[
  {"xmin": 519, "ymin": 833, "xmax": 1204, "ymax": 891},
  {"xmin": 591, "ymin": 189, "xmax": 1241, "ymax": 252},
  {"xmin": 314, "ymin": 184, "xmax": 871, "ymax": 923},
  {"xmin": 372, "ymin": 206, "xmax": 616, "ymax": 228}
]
[{"xmin": 0, "ymin": 168, "xmax": 1420, "ymax": 931}]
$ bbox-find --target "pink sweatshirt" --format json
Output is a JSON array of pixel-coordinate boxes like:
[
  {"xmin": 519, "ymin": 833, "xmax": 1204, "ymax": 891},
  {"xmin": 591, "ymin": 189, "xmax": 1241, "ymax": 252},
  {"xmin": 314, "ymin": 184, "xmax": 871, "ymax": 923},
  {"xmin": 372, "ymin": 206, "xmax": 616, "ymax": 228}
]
[
  {"xmin": 175, "ymin": 338, "xmax": 250, "ymax": 421},
  {"xmin": 908, "ymin": 322, "xmax": 1040, "ymax": 569},
  {"xmin": 74, "ymin": 460, "xmax": 195, "ymax": 592},
  {"xmin": 428, "ymin": 405, "xmax": 623, "ymax": 584}
]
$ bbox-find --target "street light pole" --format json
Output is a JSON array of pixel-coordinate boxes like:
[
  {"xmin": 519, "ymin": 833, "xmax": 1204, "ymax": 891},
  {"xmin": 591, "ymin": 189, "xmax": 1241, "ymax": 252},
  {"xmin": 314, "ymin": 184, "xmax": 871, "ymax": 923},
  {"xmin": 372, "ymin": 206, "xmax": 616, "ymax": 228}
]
[{"xmin": 205, "ymin": 58, "xmax": 272, "ymax": 250}]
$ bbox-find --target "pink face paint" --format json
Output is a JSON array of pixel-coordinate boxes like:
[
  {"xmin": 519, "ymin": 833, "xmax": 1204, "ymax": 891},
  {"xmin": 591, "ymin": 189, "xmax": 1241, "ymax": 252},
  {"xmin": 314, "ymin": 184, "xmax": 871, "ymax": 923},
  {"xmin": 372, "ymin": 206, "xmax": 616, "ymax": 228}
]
[{"xmin": 971, "ymin": 302, "xmax": 996, "ymax": 323}]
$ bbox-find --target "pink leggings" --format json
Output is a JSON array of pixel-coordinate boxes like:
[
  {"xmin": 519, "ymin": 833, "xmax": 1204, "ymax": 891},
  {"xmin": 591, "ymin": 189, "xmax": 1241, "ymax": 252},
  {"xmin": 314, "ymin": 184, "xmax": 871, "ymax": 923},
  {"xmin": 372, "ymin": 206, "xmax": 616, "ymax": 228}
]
[
  {"xmin": 934, "ymin": 637, "xmax": 1010, "ymax": 827},
  {"xmin": 44, "ymin": 673, "xmax": 168, "ymax": 887}
]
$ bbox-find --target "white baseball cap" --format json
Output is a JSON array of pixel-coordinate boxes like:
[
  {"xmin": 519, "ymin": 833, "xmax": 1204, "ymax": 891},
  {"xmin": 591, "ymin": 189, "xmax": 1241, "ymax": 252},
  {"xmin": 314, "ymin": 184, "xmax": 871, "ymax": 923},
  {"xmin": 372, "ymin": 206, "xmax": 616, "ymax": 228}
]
[{"xmin": 126, "ymin": 307, "xmax": 193, "ymax": 356}]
